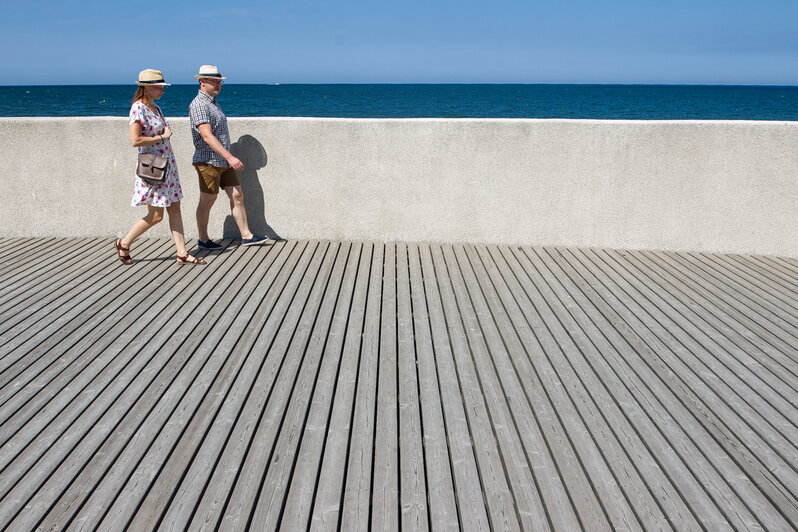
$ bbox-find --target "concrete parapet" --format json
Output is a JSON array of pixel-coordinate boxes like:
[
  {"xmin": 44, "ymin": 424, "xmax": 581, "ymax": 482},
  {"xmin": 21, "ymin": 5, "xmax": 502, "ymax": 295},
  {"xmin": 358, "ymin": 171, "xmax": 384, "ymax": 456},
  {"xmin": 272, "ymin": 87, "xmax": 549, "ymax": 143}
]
[{"xmin": 1, "ymin": 117, "xmax": 797, "ymax": 257}]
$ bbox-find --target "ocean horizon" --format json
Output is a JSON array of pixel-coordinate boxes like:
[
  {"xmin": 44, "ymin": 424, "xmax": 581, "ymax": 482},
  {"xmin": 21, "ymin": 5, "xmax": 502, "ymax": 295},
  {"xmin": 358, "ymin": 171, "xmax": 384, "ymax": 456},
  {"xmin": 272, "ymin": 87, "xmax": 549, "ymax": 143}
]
[{"xmin": 3, "ymin": 83, "xmax": 797, "ymax": 120}]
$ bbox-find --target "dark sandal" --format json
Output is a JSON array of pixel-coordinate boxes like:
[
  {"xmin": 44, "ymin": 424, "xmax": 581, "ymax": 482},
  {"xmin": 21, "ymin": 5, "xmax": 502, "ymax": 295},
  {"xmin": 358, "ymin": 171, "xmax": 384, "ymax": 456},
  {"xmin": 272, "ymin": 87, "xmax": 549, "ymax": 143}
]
[
  {"xmin": 176, "ymin": 255, "xmax": 206, "ymax": 265},
  {"xmin": 115, "ymin": 239, "xmax": 132, "ymax": 265}
]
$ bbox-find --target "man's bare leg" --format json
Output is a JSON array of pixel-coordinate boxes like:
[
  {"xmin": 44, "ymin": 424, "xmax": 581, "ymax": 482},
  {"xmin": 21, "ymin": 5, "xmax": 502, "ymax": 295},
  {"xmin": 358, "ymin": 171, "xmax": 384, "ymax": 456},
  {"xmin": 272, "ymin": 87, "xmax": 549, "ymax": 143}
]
[
  {"xmin": 224, "ymin": 185, "xmax": 253, "ymax": 240},
  {"xmin": 196, "ymin": 192, "xmax": 218, "ymax": 242}
]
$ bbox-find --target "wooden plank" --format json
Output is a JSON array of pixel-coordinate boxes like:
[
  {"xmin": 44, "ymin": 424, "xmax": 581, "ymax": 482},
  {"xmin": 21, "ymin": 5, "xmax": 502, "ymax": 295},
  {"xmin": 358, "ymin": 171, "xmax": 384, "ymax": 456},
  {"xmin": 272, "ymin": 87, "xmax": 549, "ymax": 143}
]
[
  {"xmin": 0, "ymin": 238, "xmax": 95, "ymax": 298},
  {"xmin": 151, "ymin": 241, "xmax": 315, "ymax": 532},
  {"xmin": 533, "ymin": 247, "xmax": 714, "ymax": 529},
  {"xmin": 735, "ymin": 255, "xmax": 798, "ymax": 294},
  {"xmin": 181, "ymin": 241, "xmax": 324, "ymax": 532},
  {"xmin": 660, "ymin": 251, "xmax": 798, "ymax": 346},
  {"xmin": 338, "ymin": 242, "xmax": 384, "ymax": 531},
  {"xmin": 417, "ymin": 243, "xmax": 490, "ymax": 531},
  {"xmin": 0, "ymin": 238, "xmax": 196, "ymax": 447},
  {"xmin": 247, "ymin": 242, "xmax": 351, "ymax": 531},
  {"xmin": 699, "ymin": 252, "xmax": 798, "ymax": 328},
  {"xmin": 309, "ymin": 243, "xmax": 374, "ymax": 531},
  {"xmin": 0, "ymin": 239, "xmax": 177, "ymax": 447},
  {"xmin": 581, "ymin": 248, "xmax": 798, "ymax": 529},
  {"xmin": 622, "ymin": 250, "xmax": 798, "ymax": 416},
  {"xmin": 0, "ymin": 240, "xmax": 173, "ymax": 431},
  {"xmin": 487, "ymin": 245, "xmax": 631, "ymax": 530},
  {"xmin": 431, "ymin": 244, "xmax": 520, "ymax": 531},
  {"xmin": 0, "ymin": 237, "xmax": 41, "ymax": 263},
  {"xmin": 464, "ymin": 245, "xmax": 586, "ymax": 531},
  {"xmin": 601, "ymin": 249, "xmax": 798, "ymax": 445},
  {"xmin": 101, "ymin": 242, "xmax": 294, "ymax": 530},
  {"xmin": 80, "ymin": 245, "xmax": 281, "ymax": 530},
  {"xmin": 395, "ymin": 242, "xmax": 429, "ymax": 531},
  {"xmin": 0, "ymin": 237, "xmax": 168, "ymax": 352},
  {"xmin": 213, "ymin": 242, "xmax": 339, "ymax": 531},
  {"xmin": 507, "ymin": 246, "xmax": 663, "ymax": 530},
  {"xmin": 0, "ymin": 238, "xmax": 795, "ymax": 529},
  {"xmin": 277, "ymin": 242, "xmax": 362, "ymax": 530},
  {"xmin": 763, "ymin": 255, "xmax": 798, "ymax": 279},
  {"xmin": 723, "ymin": 254, "xmax": 798, "ymax": 298},
  {"xmin": 406, "ymin": 243, "xmax": 457, "ymax": 531},
  {"xmin": 691, "ymin": 252, "xmax": 798, "ymax": 318},
  {"xmin": 2, "ymin": 242, "xmax": 252, "ymax": 530},
  {"xmin": 666, "ymin": 251, "xmax": 798, "ymax": 345},
  {"xmin": 371, "ymin": 242, "xmax": 399, "ymax": 531},
  {"xmin": 638, "ymin": 250, "xmax": 798, "ymax": 389},
  {"xmin": 446, "ymin": 245, "xmax": 549, "ymax": 530},
  {"xmin": 0, "ymin": 239, "xmax": 102, "ymax": 315},
  {"xmin": 126, "ymin": 241, "xmax": 301, "ymax": 530},
  {"xmin": 0, "ymin": 237, "xmax": 62, "ymax": 276},
  {"xmin": 0, "ymin": 238, "xmax": 151, "ymax": 318},
  {"xmin": 552, "ymin": 247, "xmax": 765, "ymax": 529},
  {"xmin": 547, "ymin": 249, "xmax": 759, "ymax": 530},
  {"xmin": 0, "ymin": 239, "xmax": 194, "ymax": 408},
  {"xmin": 0, "ymin": 240, "xmax": 247, "ymax": 529}
]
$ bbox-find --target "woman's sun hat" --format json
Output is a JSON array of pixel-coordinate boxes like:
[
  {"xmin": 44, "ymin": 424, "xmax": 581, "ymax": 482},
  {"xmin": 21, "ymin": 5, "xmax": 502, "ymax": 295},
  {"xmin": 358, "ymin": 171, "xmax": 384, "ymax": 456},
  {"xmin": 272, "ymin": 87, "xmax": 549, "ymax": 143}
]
[
  {"xmin": 137, "ymin": 69, "xmax": 170, "ymax": 86},
  {"xmin": 194, "ymin": 65, "xmax": 226, "ymax": 80}
]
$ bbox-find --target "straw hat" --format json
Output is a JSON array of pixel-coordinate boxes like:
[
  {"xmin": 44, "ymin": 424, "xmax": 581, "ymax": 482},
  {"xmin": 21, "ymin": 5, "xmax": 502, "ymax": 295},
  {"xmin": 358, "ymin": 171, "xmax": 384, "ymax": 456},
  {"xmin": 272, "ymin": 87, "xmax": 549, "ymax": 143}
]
[
  {"xmin": 136, "ymin": 69, "xmax": 170, "ymax": 86},
  {"xmin": 194, "ymin": 65, "xmax": 226, "ymax": 80}
]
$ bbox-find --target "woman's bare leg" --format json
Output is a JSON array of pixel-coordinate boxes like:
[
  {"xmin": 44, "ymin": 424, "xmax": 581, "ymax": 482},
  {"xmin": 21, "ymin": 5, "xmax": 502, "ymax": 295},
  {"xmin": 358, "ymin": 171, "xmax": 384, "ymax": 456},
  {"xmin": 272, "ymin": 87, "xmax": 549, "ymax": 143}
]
[
  {"xmin": 166, "ymin": 201, "xmax": 198, "ymax": 260},
  {"xmin": 120, "ymin": 205, "xmax": 164, "ymax": 251}
]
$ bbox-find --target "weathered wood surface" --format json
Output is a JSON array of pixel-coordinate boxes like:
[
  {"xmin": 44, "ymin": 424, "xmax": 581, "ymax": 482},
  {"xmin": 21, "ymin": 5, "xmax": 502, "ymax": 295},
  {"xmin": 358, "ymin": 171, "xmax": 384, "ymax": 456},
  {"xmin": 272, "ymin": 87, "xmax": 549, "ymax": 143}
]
[{"xmin": 0, "ymin": 237, "xmax": 796, "ymax": 531}]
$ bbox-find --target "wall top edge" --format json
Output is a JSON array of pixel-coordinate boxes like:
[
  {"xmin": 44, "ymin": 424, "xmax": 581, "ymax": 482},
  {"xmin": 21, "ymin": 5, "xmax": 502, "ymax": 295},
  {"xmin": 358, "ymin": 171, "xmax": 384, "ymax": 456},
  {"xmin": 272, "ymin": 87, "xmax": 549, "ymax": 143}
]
[{"xmin": 1, "ymin": 116, "xmax": 796, "ymax": 126}]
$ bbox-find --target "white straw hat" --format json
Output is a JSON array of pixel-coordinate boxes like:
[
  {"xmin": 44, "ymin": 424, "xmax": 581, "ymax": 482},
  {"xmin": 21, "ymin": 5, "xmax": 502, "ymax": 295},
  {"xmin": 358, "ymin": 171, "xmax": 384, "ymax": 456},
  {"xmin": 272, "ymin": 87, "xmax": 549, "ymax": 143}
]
[
  {"xmin": 136, "ymin": 69, "xmax": 170, "ymax": 86},
  {"xmin": 194, "ymin": 65, "xmax": 226, "ymax": 80}
]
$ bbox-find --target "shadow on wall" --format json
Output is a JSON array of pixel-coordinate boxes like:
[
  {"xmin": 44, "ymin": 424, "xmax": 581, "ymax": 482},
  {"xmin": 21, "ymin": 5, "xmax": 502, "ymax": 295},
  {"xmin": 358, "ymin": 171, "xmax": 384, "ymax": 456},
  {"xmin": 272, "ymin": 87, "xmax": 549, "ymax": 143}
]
[{"xmin": 223, "ymin": 134, "xmax": 282, "ymax": 240}]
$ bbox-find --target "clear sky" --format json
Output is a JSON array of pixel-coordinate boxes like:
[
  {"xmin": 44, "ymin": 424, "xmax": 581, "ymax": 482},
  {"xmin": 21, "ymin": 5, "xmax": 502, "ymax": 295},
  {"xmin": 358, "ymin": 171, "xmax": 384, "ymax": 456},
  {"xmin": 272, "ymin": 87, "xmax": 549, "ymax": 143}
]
[{"xmin": 2, "ymin": 0, "xmax": 797, "ymax": 85}]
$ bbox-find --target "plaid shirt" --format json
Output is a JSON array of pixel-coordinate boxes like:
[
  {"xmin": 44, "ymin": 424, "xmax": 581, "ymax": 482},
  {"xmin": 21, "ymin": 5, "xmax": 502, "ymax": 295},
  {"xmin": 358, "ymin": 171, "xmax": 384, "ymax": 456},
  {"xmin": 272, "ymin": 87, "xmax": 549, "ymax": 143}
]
[{"xmin": 189, "ymin": 90, "xmax": 231, "ymax": 167}]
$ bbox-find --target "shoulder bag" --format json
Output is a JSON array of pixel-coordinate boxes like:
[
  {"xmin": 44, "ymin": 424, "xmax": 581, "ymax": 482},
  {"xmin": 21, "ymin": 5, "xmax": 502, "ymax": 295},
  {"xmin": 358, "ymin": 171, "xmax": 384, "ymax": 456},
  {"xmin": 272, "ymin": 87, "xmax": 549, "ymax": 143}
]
[{"xmin": 135, "ymin": 105, "xmax": 169, "ymax": 186}]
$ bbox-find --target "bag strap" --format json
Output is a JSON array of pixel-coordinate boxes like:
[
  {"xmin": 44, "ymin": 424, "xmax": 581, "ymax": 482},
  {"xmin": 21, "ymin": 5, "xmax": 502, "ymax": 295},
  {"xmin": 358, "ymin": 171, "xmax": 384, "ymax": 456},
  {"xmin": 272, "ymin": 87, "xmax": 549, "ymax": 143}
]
[{"xmin": 153, "ymin": 105, "xmax": 168, "ymax": 137}]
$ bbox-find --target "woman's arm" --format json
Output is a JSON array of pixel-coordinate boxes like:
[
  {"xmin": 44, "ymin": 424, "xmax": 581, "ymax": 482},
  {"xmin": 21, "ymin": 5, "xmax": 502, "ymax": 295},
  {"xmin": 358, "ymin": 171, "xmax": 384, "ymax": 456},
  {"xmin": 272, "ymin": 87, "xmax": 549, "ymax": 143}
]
[{"xmin": 129, "ymin": 121, "xmax": 173, "ymax": 148}]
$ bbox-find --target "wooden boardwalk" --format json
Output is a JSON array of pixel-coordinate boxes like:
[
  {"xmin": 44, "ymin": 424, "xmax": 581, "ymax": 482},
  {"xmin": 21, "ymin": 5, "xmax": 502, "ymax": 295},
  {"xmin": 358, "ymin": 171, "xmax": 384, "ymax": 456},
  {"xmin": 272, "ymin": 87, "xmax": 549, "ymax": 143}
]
[{"xmin": 0, "ymin": 237, "xmax": 797, "ymax": 531}]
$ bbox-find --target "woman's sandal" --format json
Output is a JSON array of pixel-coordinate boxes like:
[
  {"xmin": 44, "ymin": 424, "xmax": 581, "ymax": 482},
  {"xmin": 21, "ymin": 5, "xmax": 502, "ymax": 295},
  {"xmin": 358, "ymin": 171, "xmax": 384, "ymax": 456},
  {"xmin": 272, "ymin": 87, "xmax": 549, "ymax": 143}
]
[
  {"xmin": 176, "ymin": 254, "xmax": 207, "ymax": 265},
  {"xmin": 115, "ymin": 239, "xmax": 133, "ymax": 265}
]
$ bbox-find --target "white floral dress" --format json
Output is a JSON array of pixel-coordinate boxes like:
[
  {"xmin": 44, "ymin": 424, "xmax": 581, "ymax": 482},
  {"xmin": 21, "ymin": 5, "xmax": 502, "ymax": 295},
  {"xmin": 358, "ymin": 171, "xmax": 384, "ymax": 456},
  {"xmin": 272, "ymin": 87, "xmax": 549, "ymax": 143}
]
[{"xmin": 129, "ymin": 101, "xmax": 183, "ymax": 207}]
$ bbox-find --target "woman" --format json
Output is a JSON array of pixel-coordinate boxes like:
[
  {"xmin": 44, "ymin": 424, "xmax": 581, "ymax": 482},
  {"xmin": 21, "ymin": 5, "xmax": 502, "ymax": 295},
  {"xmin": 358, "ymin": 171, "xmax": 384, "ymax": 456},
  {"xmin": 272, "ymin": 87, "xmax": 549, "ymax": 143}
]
[{"xmin": 114, "ymin": 69, "xmax": 205, "ymax": 265}]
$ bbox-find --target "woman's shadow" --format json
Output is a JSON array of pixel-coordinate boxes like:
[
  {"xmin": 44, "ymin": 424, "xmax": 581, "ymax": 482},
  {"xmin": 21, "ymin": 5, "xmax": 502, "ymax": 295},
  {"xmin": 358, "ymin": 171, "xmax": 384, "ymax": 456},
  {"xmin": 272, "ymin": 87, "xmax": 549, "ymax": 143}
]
[{"xmin": 223, "ymin": 134, "xmax": 283, "ymax": 240}]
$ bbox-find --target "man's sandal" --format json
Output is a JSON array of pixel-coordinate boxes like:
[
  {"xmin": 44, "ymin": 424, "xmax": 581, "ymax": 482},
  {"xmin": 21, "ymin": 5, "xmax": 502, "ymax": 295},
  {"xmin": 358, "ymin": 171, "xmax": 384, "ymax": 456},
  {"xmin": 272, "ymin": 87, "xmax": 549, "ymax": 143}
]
[
  {"xmin": 115, "ymin": 239, "xmax": 132, "ymax": 265},
  {"xmin": 176, "ymin": 255, "xmax": 207, "ymax": 265}
]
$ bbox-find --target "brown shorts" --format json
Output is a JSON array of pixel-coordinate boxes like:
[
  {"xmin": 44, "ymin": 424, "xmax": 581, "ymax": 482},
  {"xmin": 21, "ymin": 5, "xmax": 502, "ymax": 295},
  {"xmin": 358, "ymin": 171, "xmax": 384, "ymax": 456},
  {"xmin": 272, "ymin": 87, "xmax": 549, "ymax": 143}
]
[{"xmin": 193, "ymin": 163, "xmax": 240, "ymax": 195}]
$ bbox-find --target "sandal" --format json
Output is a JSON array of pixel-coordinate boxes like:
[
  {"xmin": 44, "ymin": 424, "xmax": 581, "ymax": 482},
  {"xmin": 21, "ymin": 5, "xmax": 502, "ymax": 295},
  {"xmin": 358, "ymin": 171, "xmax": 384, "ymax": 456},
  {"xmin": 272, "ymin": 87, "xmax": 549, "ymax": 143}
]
[
  {"xmin": 176, "ymin": 254, "xmax": 207, "ymax": 265},
  {"xmin": 115, "ymin": 239, "xmax": 133, "ymax": 265}
]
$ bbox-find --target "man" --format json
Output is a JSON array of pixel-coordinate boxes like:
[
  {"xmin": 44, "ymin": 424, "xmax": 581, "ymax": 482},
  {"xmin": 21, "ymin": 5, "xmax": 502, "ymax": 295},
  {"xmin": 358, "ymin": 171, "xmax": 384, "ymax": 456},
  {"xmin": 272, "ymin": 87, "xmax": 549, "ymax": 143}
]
[{"xmin": 189, "ymin": 65, "xmax": 268, "ymax": 249}]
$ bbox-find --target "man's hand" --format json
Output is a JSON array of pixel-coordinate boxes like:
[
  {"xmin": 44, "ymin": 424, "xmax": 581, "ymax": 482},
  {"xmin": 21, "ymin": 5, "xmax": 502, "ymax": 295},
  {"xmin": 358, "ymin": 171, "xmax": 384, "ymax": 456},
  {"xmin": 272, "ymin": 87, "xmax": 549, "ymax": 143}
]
[
  {"xmin": 227, "ymin": 156, "xmax": 244, "ymax": 171},
  {"xmin": 197, "ymin": 122, "xmax": 244, "ymax": 170}
]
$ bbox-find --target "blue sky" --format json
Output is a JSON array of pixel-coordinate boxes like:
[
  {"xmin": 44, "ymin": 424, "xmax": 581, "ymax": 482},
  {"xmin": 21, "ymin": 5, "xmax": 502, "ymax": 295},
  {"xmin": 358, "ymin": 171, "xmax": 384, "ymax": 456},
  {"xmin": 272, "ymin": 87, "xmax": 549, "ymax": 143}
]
[{"xmin": 2, "ymin": 0, "xmax": 797, "ymax": 85}]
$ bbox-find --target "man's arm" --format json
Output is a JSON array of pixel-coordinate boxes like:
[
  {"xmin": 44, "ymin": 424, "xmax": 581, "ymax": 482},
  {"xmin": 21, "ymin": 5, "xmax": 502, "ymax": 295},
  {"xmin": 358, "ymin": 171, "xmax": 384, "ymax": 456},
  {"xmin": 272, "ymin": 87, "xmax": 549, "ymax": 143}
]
[{"xmin": 197, "ymin": 122, "xmax": 244, "ymax": 171}]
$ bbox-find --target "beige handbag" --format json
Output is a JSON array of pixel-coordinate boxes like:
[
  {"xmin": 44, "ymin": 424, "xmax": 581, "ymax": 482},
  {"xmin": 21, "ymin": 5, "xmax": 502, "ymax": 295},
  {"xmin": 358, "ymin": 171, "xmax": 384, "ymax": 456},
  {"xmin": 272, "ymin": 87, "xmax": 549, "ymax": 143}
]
[
  {"xmin": 135, "ymin": 105, "xmax": 169, "ymax": 186},
  {"xmin": 136, "ymin": 152, "xmax": 168, "ymax": 185}
]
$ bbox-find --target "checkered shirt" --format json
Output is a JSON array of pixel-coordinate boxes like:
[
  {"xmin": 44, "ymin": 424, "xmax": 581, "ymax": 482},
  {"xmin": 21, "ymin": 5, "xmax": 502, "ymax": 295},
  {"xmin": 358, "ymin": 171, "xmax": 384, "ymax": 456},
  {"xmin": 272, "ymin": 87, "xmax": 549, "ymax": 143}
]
[{"xmin": 189, "ymin": 90, "xmax": 231, "ymax": 167}]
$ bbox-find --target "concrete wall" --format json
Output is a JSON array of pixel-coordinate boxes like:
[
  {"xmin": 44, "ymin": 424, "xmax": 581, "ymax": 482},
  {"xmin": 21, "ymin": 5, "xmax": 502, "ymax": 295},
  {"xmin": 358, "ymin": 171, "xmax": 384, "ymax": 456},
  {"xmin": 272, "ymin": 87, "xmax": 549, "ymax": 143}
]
[{"xmin": 2, "ymin": 117, "xmax": 797, "ymax": 257}]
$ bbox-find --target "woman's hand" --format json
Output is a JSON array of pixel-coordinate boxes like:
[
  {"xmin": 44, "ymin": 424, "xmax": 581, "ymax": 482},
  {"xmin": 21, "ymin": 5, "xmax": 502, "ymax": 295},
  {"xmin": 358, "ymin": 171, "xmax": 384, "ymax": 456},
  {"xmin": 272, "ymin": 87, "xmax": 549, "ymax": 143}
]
[{"xmin": 130, "ymin": 122, "xmax": 172, "ymax": 147}]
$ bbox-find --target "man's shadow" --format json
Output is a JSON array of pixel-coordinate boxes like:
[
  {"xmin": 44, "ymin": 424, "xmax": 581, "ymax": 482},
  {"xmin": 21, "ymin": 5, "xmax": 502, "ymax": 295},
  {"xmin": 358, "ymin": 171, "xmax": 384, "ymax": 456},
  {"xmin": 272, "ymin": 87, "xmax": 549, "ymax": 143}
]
[{"xmin": 223, "ymin": 134, "xmax": 283, "ymax": 240}]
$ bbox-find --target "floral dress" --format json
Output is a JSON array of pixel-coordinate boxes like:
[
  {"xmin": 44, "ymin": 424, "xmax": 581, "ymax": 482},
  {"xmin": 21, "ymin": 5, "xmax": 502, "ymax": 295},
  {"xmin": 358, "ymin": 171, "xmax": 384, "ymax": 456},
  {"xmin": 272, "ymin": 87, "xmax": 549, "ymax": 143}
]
[{"xmin": 129, "ymin": 101, "xmax": 183, "ymax": 207}]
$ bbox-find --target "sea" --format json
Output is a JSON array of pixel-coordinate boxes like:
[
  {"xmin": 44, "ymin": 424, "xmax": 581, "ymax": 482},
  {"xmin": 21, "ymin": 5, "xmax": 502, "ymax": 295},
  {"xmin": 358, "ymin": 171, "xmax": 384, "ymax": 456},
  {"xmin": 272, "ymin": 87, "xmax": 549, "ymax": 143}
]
[{"xmin": 2, "ymin": 84, "xmax": 797, "ymax": 120}]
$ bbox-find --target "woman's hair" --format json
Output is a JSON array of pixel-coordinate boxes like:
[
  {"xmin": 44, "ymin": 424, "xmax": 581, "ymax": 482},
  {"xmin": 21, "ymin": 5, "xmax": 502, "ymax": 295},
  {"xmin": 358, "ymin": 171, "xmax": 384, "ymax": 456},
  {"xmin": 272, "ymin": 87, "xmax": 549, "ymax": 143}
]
[{"xmin": 132, "ymin": 87, "xmax": 154, "ymax": 107}]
